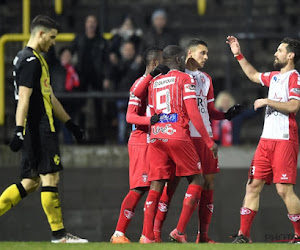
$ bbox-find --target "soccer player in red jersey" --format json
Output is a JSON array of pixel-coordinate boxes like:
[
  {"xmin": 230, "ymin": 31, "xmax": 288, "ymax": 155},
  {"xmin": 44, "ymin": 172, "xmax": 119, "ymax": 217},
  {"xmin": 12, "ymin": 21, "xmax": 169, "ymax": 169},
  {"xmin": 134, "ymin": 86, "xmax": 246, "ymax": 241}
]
[
  {"xmin": 152, "ymin": 39, "xmax": 243, "ymax": 243},
  {"xmin": 134, "ymin": 45, "xmax": 218, "ymax": 243},
  {"xmin": 110, "ymin": 47, "xmax": 164, "ymax": 243},
  {"xmin": 227, "ymin": 36, "xmax": 300, "ymax": 243}
]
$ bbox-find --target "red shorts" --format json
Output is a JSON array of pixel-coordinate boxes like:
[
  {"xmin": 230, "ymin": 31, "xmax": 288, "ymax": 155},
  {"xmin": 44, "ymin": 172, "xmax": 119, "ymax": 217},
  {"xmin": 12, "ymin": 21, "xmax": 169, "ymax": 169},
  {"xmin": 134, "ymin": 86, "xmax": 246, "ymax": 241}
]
[
  {"xmin": 192, "ymin": 137, "xmax": 219, "ymax": 175},
  {"xmin": 128, "ymin": 142, "xmax": 151, "ymax": 189},
  {"xmin": 147, "ymin": 138, "xmax": 202, "ymax": 181},
  {"xmin": 249, "ymin": 139, "xmax": 298, "ymax": 185}
]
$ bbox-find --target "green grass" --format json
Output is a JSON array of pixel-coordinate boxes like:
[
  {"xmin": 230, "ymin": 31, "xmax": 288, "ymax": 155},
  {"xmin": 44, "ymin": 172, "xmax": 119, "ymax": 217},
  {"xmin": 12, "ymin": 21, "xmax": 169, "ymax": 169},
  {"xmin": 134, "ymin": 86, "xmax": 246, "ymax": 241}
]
[{"xmin": 0, "ymin": 242, "xmax": 299, "ymax": 250}]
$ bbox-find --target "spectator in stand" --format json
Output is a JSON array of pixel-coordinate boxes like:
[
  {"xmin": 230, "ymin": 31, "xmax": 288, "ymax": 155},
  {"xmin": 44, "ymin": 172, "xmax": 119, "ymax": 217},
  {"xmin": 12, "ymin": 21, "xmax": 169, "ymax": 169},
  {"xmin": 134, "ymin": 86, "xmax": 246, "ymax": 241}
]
[
  {"xmin": 142, "ymin": 9, "xmax": 178, "ymax": 50},
  {"xmin": 211, "ymin": 91, "xmax": 235, "ymax": 147},
  {"xmin": 71, "ymin": 15, "xmax": 111, "ymax": 143},
  {"xmin": 109, "ymin": 15, "xmax": 143, "ymax": 58},
  {"xmin": 108, "ymin": 40, "xmax": 145, "ymax": 144}
]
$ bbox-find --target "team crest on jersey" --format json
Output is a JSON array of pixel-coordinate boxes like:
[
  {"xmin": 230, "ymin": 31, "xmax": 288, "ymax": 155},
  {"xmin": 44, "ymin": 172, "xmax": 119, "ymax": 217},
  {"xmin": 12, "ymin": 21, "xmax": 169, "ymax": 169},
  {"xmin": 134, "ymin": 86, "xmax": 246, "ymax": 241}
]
[
  {"xmin": 200, "ymin": 75, "xmax": 205, "ymax": 83},
  {"xmin": 184, "ymin": 84, "xmax": 196, "ymax": 92},
  {"xmin": 153, "ymin": 77, "xmax": 176, "ymax": 88},
  {"xmin": 152, "ymin": 124, "xmax": 176, "ymax": 135},
  {"xmin": 53, "ymin": 154, "xmax": 60, "ymax": 165}
]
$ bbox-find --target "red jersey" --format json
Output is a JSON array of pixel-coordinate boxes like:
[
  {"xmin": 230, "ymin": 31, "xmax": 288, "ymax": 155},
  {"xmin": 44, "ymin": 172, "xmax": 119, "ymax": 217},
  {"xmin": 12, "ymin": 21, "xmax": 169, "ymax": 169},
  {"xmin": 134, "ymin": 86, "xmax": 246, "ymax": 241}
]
[
  {"xmin": 148, "ymin": 69, "xmax": 197, "ymax": 140},
  {"xmin": 128, "ymin": 75, "xmax": 150, "ymax": 143}
]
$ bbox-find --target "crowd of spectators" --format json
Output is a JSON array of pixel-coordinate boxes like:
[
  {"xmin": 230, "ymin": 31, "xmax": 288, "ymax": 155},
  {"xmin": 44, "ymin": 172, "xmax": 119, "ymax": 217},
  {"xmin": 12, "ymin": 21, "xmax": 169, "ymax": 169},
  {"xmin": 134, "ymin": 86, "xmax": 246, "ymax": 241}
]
[{"xmin": 47, "ymin": 9, "xmax": 178, "ymax": 144}]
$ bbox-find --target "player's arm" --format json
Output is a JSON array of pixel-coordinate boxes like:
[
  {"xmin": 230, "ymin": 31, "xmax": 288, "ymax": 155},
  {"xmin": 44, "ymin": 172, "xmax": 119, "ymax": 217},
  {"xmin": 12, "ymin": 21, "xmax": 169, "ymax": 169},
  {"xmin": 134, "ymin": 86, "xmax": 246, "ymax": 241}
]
[
  {"xmin": 132, "ymin": 65, "xmax": 169, "ymax": 98},
  {"xmin": 15, "ymin": 86, "xmax": 32, "ymax": 126},
  {"xmin": 126, "ymin": 104, "xmax": 151, "ymax": 125},
  {"xmin": 226, "ymin": 36, "xmax": 261, "ymax": 84},
  {"xmin": 185, "ymin": 98, "xmax": 218, "ymax": 158},
  {"xmin": 50, "ymin": 86, "xmax": 71, "ymax": 123},
  {"xmin": 254, "ymin": 98, "xmax": 300, "ymax": 114},
  {"xmin": 207, "ymin": 102, "xmax": 225, "ymax": 120}
]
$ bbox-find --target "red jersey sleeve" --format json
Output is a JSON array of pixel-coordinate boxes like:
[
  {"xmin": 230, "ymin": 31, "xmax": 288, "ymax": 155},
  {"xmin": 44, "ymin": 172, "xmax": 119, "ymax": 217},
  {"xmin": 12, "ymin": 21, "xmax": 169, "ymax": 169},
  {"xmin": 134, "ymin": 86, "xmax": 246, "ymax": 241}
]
[
  {"xmin": 288, "ymin": 71, "xmax": 300, "ymax": 101},
  {"xmin": 181, "ymin": 73, "xmax": 197, "ymax": 100},
  {"xmin": 259, "ymin": 71, "xmax": 279, "ymax": 87}
]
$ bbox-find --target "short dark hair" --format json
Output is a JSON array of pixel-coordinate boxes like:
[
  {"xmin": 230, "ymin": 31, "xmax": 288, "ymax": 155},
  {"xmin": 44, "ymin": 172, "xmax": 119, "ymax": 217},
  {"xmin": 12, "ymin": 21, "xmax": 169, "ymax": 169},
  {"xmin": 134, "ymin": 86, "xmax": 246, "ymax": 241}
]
[
  {"xmin": 142, "ymin": 46, "xmax": 162, "ymax": 66},
  {"xmin": 185, "ymin": 39, "xmax": 207, "ymax": 54},
  {"xmin": 281, "ymin": 37, "xmax": 300, "ymax": 64},
  {"xmin": 31, "ymin": 15, "xmax": 60, "ymax": 33},
  {"xmin": 163, "ymin": 45, "xmax": 184, "ymax": 61}
]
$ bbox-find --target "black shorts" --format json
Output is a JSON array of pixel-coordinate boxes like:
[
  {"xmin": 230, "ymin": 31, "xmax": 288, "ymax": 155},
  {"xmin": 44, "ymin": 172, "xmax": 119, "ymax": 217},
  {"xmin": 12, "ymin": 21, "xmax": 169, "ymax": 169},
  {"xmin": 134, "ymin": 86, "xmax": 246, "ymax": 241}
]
[{"xmin": 20, "ymin": 125, "xmax": 63, "ymax": 179}]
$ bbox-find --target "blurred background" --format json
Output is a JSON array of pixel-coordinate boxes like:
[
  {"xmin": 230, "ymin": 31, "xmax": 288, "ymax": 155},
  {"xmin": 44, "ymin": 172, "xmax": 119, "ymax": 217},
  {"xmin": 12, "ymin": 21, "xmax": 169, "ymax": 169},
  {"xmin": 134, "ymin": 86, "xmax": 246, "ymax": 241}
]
[{"xmin": 0, "ymin": 0, "xmax": 300, "ymax": 243}]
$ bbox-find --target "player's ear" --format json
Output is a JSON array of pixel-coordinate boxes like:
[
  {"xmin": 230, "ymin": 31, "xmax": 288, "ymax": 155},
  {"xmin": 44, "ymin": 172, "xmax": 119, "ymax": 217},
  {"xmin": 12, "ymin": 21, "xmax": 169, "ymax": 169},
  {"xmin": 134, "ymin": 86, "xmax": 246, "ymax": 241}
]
[{"xmin": 288, "ymin": 52, "xmax": 295, "ymax": 61}]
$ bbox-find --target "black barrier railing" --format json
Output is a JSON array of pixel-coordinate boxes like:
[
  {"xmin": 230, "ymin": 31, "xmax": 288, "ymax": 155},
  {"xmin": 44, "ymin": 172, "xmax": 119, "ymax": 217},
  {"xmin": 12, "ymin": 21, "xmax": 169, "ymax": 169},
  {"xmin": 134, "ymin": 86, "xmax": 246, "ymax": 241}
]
[{"xmin": 54, "ymin": 91, "xmax": 129, "ymax": 99}]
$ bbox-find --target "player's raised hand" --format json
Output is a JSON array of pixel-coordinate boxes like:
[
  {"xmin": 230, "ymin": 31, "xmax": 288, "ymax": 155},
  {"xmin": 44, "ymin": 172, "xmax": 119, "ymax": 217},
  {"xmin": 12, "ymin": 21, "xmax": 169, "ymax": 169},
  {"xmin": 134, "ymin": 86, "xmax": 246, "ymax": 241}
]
[
  {"xmin": 226, "ymin": 36, "xmax": 242, "ymax": 56},
  {"xmin": 210, "ymin": 143, "xmax": 218, "ymax": 159},
  {"xmin": 225, "ymin": 104, "xmax": 244, "ymax": 120},
  {"xmin": 65, "ymin": 119, "xmax": 85, "ymax": 143},
  {"xmin": 150, "ymin": 64, "xmax": 170, "ymax": 77}
]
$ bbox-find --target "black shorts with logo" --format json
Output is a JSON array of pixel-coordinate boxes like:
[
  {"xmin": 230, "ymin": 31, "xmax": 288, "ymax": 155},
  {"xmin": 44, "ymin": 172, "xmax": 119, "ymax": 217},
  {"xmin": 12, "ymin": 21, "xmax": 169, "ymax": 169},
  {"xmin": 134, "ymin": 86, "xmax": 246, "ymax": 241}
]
[{"xmin": 20, "ymin": 121, "xmax": 63, "ymax": 179}]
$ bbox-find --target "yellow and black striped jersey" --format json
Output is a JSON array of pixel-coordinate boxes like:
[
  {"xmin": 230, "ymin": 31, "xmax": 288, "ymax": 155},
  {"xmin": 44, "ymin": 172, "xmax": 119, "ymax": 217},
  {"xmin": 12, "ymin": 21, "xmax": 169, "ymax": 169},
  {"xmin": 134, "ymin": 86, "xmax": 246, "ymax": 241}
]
[{"xmin": 13, "ymin": 46, "xmax": 55, "ymax": 132}]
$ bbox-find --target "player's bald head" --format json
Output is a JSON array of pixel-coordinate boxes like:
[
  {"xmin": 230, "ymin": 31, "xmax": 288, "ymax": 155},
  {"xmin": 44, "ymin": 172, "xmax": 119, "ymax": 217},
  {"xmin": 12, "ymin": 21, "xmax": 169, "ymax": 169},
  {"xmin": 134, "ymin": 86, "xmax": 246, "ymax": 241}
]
[{"xmin": 163, "ymin": 45, "xmax": 184, "ymax": 61}]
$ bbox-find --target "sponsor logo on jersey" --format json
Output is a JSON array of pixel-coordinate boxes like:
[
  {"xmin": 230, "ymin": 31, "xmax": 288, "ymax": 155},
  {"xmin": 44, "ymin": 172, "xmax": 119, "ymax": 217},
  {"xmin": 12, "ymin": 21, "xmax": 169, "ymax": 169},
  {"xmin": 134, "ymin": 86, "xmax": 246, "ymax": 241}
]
[
  {"xmin": 184, "ymin": 84, "xmax": 196, "ymax": 93},
  {"xmin": 158, "ymin": 202, "xmax": 168, "ymax": 212},
  {"xmin": 158, "ymin": 113, "xmax": 178, "ymax": 123},
  {"xmin": 240, "ymin": 207, "xmax": 252, "ymax": 215},
  {"xmin": 26, "ymin": 56, "xmax": 36, "ymax": 62},
  {"xmin": 288, "ymin": 214, "xmax": 300, "ymax": 222},
  {"xmin": 291, "ymin": 88, "xmax": 300, "ymax": 95},
  {"xmin": 152, "ymin": 124, "xmax": 176, "ymax": 135},
  {"xmin": 207, "ymin": 204, "xmax": 214, "ymax": 213},
  {"xmin": 53, "ymin": 154, "xmax": 60, "ymax": 165},
  {"xmin": 124, "ymin": 209, "xmax": 134, "ymax": 219},
  {"xmin": 281, "ymin": 174, "xmax": 288, "ymax": 180},
  {"xmin": 153, "ymin": 77, "xmax": 176, "ymax": 88}
]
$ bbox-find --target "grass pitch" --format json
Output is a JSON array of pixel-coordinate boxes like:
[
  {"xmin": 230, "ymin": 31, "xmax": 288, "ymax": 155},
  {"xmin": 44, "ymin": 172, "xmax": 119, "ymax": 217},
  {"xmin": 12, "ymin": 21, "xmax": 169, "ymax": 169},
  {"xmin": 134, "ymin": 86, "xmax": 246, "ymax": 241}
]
[{"xmin": 0, "ymin": 242, "xmax": 299, "ymax": 250}]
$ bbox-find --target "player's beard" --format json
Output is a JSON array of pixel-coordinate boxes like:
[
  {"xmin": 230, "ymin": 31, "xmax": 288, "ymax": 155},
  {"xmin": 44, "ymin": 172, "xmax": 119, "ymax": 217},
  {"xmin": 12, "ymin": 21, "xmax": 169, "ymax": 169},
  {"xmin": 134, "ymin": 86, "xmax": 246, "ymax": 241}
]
[{"xmin": 273, "ymin": 58, "xmax": 287, "ymax": 70}]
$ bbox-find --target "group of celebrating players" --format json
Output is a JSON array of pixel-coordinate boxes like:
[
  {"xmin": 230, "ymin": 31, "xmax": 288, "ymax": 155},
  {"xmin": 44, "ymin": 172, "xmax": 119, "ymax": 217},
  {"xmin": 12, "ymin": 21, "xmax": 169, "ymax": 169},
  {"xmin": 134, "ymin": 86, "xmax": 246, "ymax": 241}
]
[{"xmin": 111, "ymin": 35, "xmax": 300, "ymax": 244}]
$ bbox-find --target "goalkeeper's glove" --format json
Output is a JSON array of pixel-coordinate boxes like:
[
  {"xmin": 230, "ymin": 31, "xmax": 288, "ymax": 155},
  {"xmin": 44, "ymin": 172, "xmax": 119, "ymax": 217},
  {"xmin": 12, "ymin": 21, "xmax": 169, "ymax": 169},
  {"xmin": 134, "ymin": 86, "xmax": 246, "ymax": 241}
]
[
  {"xmin": 9, "ymin": 126, "xmax": 24, "ymax": 152},
  {"xmin": 225, "ymin": 104, "xmax": 244, "ymax": 121},
  {"xmin": 150, "ymin": 64, "xmax": 170, "ymax": 77},
  {"xmin": 65, "ymin": 119, "xmax": 85, "ymax": 143}
]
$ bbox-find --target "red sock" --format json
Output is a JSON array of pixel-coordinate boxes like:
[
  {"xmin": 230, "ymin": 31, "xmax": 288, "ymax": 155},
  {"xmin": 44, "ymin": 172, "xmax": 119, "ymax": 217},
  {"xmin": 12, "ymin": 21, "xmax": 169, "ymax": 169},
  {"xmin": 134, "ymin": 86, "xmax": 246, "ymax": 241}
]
[
  {"xmin": 198, "ymin": 189, "xmax": 214, "ymax": 236},
  {"xmin": 153, "ymin": 185, "xmax": 175, "ymax": 233},
  {"xmin": 176, "ymin": 184, "xmax": 202, "ymax": 234},
  {"xmin": 239, "ymin": 207, "xmax": 257, "ymax": 238},
  {"xmin": 288, "ymin": 214, "xmax": 300, "ymax": 236},
  {"xmin": 115, "ymin": 190, "xmax": 142, "ymax": 233},
  {"xmin": 143, "ymin": 190, "xmax": 161, "ymax": 240}
]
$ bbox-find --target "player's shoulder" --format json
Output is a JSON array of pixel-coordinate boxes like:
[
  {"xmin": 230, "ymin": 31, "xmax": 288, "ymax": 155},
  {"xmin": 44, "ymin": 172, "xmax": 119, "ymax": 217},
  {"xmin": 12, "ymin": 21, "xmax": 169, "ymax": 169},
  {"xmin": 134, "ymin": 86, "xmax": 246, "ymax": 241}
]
[
  {"xmin": 130, "ymin": 75, "xmax": 146, "ymax": 92},
  {"xmin": 15, "ymin": 47, "xmax": 39, "ymax": 67}
]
